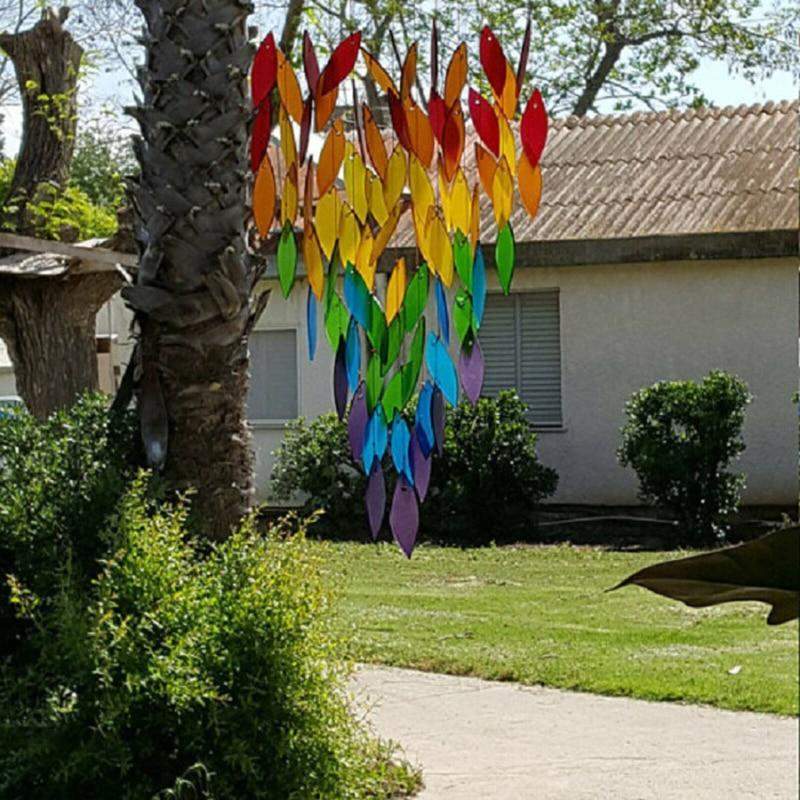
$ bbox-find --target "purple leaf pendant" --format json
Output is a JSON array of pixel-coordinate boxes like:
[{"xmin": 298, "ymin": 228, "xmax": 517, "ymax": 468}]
[
  {"xmin": 348, "ymin": 381, "xmax": 368, "ymax": 461},
  {"xmin": 410, "ymin": 434, "xmax": 432, "ymax": 502},
  {"xmin": 458, "ymin": 339, "xmax": 485, "ymax": 404},
  {"xmin": 333, "ymin": 337, "xmax": 348, "ymax": 420},
  {"xmin": 390, "ymin": 476, "xmax": 419, "ymax": 558},
  {"xmin": 365, "ymin": 462, "xmax": 386, "ymax": 540}
]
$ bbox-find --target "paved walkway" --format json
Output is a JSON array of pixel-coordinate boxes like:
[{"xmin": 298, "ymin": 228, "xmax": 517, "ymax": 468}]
[{"xmin": 353, "ymin": 666, "xmax": 799, "ymax": 800}]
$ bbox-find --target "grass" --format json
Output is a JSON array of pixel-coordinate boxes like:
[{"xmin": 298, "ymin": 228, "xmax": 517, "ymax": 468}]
[{"xmin": 316, "ymin": 541, "xmax": 799, "ymax": 716}]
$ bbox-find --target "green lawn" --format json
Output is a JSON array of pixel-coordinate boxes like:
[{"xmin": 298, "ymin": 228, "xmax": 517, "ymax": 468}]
[{"xmin": 316, "ymin": 542, "xmax": 799, "ymax": 715}]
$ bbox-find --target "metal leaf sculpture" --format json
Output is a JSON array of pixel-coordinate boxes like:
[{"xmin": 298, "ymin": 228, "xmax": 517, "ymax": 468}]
[
  {"xmin": 614, "ymin": 527, "xmax": 800, "ymax": 625},
  {"xmin": 251, "ymin": 24, "xmax": 549, "ymax": 555}
]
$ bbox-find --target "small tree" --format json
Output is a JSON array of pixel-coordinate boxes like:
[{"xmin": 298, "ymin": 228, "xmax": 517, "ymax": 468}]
[{"xmin": 618, "ymin": 371, "xmax": 751, "ymax": 545}]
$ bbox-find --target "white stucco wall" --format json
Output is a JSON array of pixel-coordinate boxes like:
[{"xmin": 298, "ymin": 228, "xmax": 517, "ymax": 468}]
[{"xmin": 255, "ymin": 256, "xmax": 798, "ymax": 507}]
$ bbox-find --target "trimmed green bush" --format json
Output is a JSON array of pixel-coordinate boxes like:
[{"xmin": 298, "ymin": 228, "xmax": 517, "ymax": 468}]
[
  {"xmin": 618, "ymin": 371, "xmax": 751, "ymax": 544},
  {"xmin": 271, "ymin": 390, "xmax": 558, "ymax": 542},
  {"xmin": 0, "ymin": 399, "xmax": 419, "ymax": 800}
]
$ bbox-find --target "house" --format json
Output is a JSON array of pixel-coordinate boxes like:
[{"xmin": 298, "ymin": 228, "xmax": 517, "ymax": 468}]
[{"xmin": 1, "ymin": 100, "xmax": 797, "ymax": 508}]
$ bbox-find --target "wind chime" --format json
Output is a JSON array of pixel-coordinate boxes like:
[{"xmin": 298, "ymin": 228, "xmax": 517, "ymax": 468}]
[{"xmin": 250, "ymin": 22, "xmax": 548, "ymax": 556}]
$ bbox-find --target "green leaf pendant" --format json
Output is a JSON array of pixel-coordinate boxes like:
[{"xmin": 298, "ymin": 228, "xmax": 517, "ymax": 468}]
[
  {"xmin": 277, "ymin": 220, "xmax": 297, "ymax": 298},
  {"xmin": 495, "ymin": 223, "xmax": 515, "ymax": 295}
]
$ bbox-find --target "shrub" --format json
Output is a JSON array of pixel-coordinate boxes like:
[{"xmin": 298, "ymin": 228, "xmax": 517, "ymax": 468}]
[
  {"xmin": 0, "ymin": 393, "xmax": 138, "ymax": 657},
  {"xmin": 271, "ymin": 390, "xmax": 558, "ymax": 543},
  {"xmin": 0, "ymin": 480, "xmax": 418, "ymax": 799},
  {"xmin": 0, "ymin": 400, "xmax": 418, "ymax": 799},
  {"xmin": 618, "ymin": 371, "xmax": 751, "ymax": 544}
]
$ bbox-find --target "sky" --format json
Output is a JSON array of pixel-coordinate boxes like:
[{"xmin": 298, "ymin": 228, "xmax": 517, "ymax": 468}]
[{"xmin": 1, "ymin": 43, "xmax": 797, "ymax": 157}]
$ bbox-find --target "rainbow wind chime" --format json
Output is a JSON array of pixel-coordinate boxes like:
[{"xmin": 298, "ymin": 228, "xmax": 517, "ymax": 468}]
[{"xmin": 250, "ymin": 23, "xmax": 548, "ymax": 556}]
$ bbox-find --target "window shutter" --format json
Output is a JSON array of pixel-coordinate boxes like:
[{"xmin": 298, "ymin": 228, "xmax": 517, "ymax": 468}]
[
  {"xmin": 479, "ymin": 291, "xmax": 562, "ymax": 426},
  {"xmin": 247, "ymin": 329, "xmax": 298, "ymax": 420}
]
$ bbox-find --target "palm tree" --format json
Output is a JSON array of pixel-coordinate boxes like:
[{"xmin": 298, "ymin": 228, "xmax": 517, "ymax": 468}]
[{"xmin": 125, "ymin": 0, "xmax": 270, "ymax": 538}]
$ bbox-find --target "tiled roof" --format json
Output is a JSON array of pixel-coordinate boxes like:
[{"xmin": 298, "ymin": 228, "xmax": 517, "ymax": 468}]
[{"xmin": 394, "ymin": 99, "xmax": 798, "ymax": 246}]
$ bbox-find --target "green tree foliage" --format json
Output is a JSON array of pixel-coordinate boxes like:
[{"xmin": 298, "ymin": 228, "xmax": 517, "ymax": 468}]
[
  {"xmin": 271, "ymin": 391, "xmax": 558, "ymax": 542},
  {"xmin": 618, "ymin": 371, "xmax": 751, "ymax": 544}
]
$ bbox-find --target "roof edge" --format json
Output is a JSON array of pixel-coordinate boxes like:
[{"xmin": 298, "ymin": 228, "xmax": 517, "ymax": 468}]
[{"xmin": 380, "ymin": 230, "xmax": 799, "ymax": 271}]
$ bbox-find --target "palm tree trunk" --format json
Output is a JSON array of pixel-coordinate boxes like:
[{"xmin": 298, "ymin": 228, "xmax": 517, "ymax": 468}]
[{"xmin": 126, "ymin": 0, "xmax": 262, "ymax": 538}]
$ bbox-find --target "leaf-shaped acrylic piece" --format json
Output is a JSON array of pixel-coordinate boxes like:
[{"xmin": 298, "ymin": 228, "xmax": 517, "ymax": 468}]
[
  {"xmin": 324, "ymin": 292, "xmax": 350, "ymax": 350},
  {"xmin": 365, "ymin": 354, "xmax": 382, "ymax": 412},
  {"xmin": 252, "ymin": 32, "xmax": 277, "ymax": 108},
  {"xmin": 431, "ymin": 386, "xmax": 446, "ymax": 455},
  {"xmin": 444, "ymin": 42, "xmax": 467, "ymax": 109},
  {"xmin": 450, "ymin": 170, "xmax": 471, "ymax": 234},
  {"xmin": 479, "ymin": 25, "xmax": 508, "ymax": 100},
  {"xmin": 453, "ymin": 289, "xmax": 473, "ymax": 346},
  {"xmin": 442, "ymin": 104, "xmax": 465, "ymax": 183},
  {"xmin": 390, "ymin": 476, "xmax": 419, "ymax": 558},
  {"xmin": 363, "ymin": 104, "xmax": 388, "ymax": 179},
  {"xmin": 458, "ymin": 338, "xmax": 485, "ymax": 403},
  {"xmin": 317, "ymin": 119, "xmax": 346, "ymax": 197},
  {"xmin": 315, "ymin": 189, "xmax": 340, "ymax": 260},
  {"xmin": 614, "ymin": 527, "xmax": 800, "ymax": 625},
  {"xmin": 475, "ymin": 142, "xmax": 497, "ymax": 200},
  {"xmin": 348, "ymin": 381, "xmax": 368, "ymax": 461},
  {"xmin": 338, "ymin": 204, "xmax": 360, "ymax": 268},
  {"xmin": 383, "ymin": 146, "xmax": 407, "ymax": 211},
  {"xmin": 385, "ymin": 257, "xmax": 407, "ymax": 324},
  {"xmin": 518, "ymin": 153, "xmax": 543, "ymax": 220},
  {"xmin": 381, "ymin": 317, "xmax": 403, "ymax": 376},
  {"xmin": 382, "ymin": 370, "xmax": 404, "ymax": 422},
  {"xmin": 428, "ymin": 90, "xmax": 446, "ymax": 143},
  {"xmin": 343, "ymin": 265, "xmax": 370, "ymax": 329},
  {"xmin": 298, "ymin": 98, "xmax": 312, "ymax": 163},
  {"xmin": 355, "ymin": 226, "xmax": 376, "ymax": 290},
  {"xmin": 497, "ymin": 111, "xmax": 516, "ymax": 175},
  {"xmin": 516, "ymin": 17, "xmax": 532, "ymax": 97},
  {"xmin": 390, "ymin": 415, "xmax": 414, "ymax": 486},
  {"xmin": 402, "ymin": 262, "xmax": 429, "ymax": 334},
  {"xmin": 280, "ymin": 174, "xmax": 298, "ymax": 233},
  {"xmin": 365, "ymin": 462, "xmax": 386, "ymax": 540},
  {"xmin": 430, "ymin": 18, "xmax": 440, "ymax": 92},
  {"xmin": 400, "ymin": 42, "xmax": 418, "ymax": 101},
  {"xmin": 276, "ymin": 49, "xmax": 304, "ymax": 124},
  {"xmin": 303, "ymin": 30, "xmax": 320, "ymax": 90},
  {"xmin": 345, "ymin": 317, "xmax": 361, "ymax": 392},
  {"xmin": 306, "ymin": 286, "xmax": 318, "ymax": 361},
  {"xmin": 314, "ymin": 83, "xmax": 338, "ymax": 131},
  {"xmin": 472, "ymin": 246, "xmax": 487, "ymax": 329},
  {"xmin": 253, "ymin": 153, "xmax": 276, "ymax": 237},
  {"xmin": 362, "ymin": 406, "xmax": 388, "ymax": 474},
  {"xmin": 470, "ymin": 184, "xmax": 481, "ymax": 252},
  {"xmin": 409, "ymin": 155, "xmax": 435, "ymax": 225},
  {"xmin": 520, "ymin": 89, "xmax": 549, "ymax": 168},
  {"xmin": 492, "ymin": 156, "xmax": 514, "ymax": 230},
  {"xmin": 333, "ymin": 337, "xmax": 348, "ymax": 420},
  {"xmin": 425, "ymin": 211, "xmax": 454, "ymax": 286},
  {"xmin": 366, "ymin": 172, "xmax": 389, "ymax": 226},
  {"xmin": 435, "ymin": 278, "xmax": 450, "ymax": 346},
  {"xmin": 320, "ymin": 32, "xmax": 362, "ymax": 95},
  {"xmin": 277, "ymin": 220, "xmax": 297, "ymax": 298},
  {"xmin": 303, "ymin": 224, "xmax": 324, "ymax": 300},
  {"xmin": 250, "ymin": 100, "xmax": 271, "ymax": 173},
  {"xmin": 405, "ymin": 101, "xmax": 434, "ymax": 168},
  {"xmin": 410, "ymin": 434, "xmax": 432, "ymax": 502},
  {"xmin": 367, "ymin": 296, "xmax": 387, "ymax": 354},
  {"xmin": 495, "ymin": 223, "xmax": 515, "ymax": 295},
  {"xmin": 361, "ymin": 48, "xmax": 397, "ymax": 94},
  {"xmin": 469, "ymin": 89, "xmax": 500, "ymax": 157},
  {"xmin": 425, "ymin": 333, "xmax": 458, "ymax": 406},
  {"xmin": 401, "ymin": 319, "xmax": 426, "ymax": 407},
  {"xmin": 453, "ymin": 230, "xmax": 472, "ymax": 290},
  {"xmin": 495, "ymin": 61, "xmax": 518, "ymax": 120},
  {"xmin": 344, "ymin": 146, "xmax": 369, "ymax": 224},
  {"xmin": 415, "ymin": 380, "xmax": 435, "ymax": 457},
  {"xmin": 387, "ymin": 90, "xmax": 412, "ymax": 153}
]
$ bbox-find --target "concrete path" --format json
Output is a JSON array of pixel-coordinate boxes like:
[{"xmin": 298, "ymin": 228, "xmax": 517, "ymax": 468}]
[{"xmin": 353, "ymin": 666, "xmax": 799, "ymax": 800}]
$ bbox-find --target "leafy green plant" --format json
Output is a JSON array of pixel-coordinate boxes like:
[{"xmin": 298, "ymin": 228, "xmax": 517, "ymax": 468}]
[
  {"xmin": 618, "ymin": 371, "xmax": 751, "ymax": 544},
  {"xmin": 0, "ymin": 393, "xmax": 137, "ymax": 658},
  {"xmin": 0, "ymin": 399, "xmax": 418, "ymax": 799},
  {"xmin": 70, "ymin": 121, "xmax": 136, "ymax": 209},
  {"xmin": 271, "ymin": 390, "xmax": 558, "ymax": 542},
  {"xmin": 0, "ymin": 479, "xmax": 419, "ymax": 799}
]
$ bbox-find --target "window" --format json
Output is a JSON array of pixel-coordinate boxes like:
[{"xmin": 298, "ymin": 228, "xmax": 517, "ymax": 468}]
[
  {"xmin": 247, "ymin": 329, "xmax": 298, "ymax": 421},
  {"xmin": 479, "ymin": 291, "xmax": 563, "ymax": 426}
]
